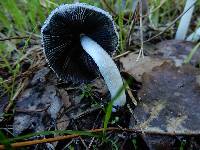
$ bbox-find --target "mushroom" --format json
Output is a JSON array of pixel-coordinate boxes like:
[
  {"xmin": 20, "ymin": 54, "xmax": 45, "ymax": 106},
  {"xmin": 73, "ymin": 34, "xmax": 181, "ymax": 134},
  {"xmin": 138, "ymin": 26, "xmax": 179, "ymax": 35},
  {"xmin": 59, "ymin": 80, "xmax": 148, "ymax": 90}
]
[{"xmin": 41, "ymin": 3, "xmax": 126, "ymax": 111}]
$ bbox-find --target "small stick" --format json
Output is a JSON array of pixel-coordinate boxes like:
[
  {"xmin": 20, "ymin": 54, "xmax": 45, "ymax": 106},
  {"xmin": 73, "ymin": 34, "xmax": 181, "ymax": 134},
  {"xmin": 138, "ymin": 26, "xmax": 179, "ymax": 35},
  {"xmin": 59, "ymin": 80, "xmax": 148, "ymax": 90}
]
[
  {"xmin": 113, "ymin": 51, "xmax": 131, "ymax": 59},
  {"xmin": 0, "ymin": 36, "xmax": 34, "ymax": 41},
  {"xmin": 0, "ymin": 127, "xmax": 199, "ymax": 149},
  {"xmin": 16, "ymin": 104, "xmax": 51, "ymax": 113},
  {"xmin": 79, "ymin": 136, "xmax": 89, "ymax": 150},
  {"xmin": 125, "ymin": 12, "xmax": 137, "ymax": 50}
]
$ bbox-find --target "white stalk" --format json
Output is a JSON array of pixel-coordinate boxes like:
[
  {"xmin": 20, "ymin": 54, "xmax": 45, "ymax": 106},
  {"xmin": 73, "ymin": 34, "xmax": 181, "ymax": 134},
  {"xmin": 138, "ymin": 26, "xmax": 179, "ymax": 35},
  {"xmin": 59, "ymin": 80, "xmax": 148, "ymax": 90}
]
[
  {"xmin": 175, "ymin": 0, "xmax": 196, "ymax": 40},
  {"xmin": 80, "ymin": 35, "xmax": 126, "ymax": 111}
]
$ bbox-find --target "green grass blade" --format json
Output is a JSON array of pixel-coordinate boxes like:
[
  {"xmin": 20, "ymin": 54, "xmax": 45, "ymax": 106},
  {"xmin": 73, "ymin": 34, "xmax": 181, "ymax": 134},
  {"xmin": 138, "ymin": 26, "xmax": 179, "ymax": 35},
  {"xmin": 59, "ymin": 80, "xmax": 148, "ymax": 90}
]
[
  {"xmin": 0, "ymin": 131, "xmax": 12, "ymax": 149},
  {"xmin": 0, "ymin": 10, "xmax": 10, "ymax": 29},
  {"xmin": 10, "ymin": 130, "xmax": 99, "ymax": 142},
  {"xmin": 103, "ymin": 82, "xmax": 127, "ymax": 134},
  {"xmin": 0, "ymin": 0, "xmax": 27, "ymax": 32},
  {"xmin": 184, "ymin": 42, "xmax": 200, "ymax": 64},
  {"xmin": 27, "ymin": 0, "xmax": 38, "ymax": 31}
]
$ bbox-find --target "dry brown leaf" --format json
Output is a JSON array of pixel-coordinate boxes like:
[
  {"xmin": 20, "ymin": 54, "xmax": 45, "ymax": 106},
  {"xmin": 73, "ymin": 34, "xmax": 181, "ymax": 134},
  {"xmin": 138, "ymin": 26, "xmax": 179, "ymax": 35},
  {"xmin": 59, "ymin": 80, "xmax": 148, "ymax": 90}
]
[
  {"xmin": 59, "ymin": 89, "xmax": 71, "ymax": 108},
  {"xmin": 119, "ymin": 52, "xmax": 171, "ymax": 82},
  {"xmin": 57, "ymin": 114, "xmax": 70, "ymax": 130},
  {"xmin": 90, "ymin": 78, "xmax": 108, "ymax": 97}
]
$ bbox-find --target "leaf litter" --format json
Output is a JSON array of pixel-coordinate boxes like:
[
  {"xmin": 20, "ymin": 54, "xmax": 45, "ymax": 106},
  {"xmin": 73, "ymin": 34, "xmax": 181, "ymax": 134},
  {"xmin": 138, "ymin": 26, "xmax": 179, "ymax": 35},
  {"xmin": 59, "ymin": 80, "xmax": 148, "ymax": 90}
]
[
  {"xmin": 0, "ymin": 39, "xmax": 200, "ymax": 149},
  {"xmin": 119, "ymin": 40, "xmax": 200, "ymax": 149}
]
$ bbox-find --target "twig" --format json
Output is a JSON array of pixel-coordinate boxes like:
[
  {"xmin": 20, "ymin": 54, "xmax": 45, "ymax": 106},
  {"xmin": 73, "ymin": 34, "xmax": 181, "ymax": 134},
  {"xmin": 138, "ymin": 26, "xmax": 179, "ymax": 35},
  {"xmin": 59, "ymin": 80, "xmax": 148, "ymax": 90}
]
[
  {"xmin": 71, "ymin": 106, "xmax": 102, "ymax": 120},
  {"xmin": 0, "ymin": 134, "xmax": 80, "ymax": 149},
  {"xmin": 88, "ymin": 137, "xmax": 95, "ymax": 149},
  {"xmin": 62, "ymin": 140, "xmax": 73, "ymax": 149},
  {"xmin": 57, "ymin": 106, "xmax": 102, "ymax": 124},
  {"xmin": 126, "ymin": 18, "xmax": 135, "ymax": 49},
  {"xmin": 79, "ymin": 136, "xmax": 89, "ymax": 150},
  {"xmin": 16, "ymin": 104, "xmax": 51, "ymax": 113},
  {"xmin": 88, "ymin": 110, "xmax": 102, "ymax": 149},
  {"xmin": 113, "ymin": 51, "xmax": 131, "ymax": 59},
  {"xmin": 0, "ymin": 127, "xmax": 199, "ymax": 149},
  {"xmin": 0, "ymin": 36, "xmax": 35, "ymax": 41},
  {"xmin": 125, "ymin": 11, "xmax": 137, "ymax": 50},
  {"xmin": 144, "ymin": 0, "xmax": 197, "ymax": 43}
]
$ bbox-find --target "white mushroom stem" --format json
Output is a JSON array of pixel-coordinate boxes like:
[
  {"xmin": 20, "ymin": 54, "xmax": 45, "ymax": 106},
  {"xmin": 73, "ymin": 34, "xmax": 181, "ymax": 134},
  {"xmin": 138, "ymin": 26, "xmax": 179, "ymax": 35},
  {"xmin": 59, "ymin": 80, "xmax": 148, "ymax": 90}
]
[
  {"xmin": 175, "ymin": 0, "xmax": 196, "ymax": 40},
  {"xmin": 80, "ymin": 35, "xmax": 126, "ymax": 111}
]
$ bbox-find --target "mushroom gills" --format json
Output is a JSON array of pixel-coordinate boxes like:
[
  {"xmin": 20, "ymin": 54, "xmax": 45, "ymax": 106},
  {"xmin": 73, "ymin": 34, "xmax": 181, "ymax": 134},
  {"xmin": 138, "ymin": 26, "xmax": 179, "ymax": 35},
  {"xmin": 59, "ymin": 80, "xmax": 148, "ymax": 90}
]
[{"xmin": 80, "ymin": 35, "xmax": 126, "ymax": 111}]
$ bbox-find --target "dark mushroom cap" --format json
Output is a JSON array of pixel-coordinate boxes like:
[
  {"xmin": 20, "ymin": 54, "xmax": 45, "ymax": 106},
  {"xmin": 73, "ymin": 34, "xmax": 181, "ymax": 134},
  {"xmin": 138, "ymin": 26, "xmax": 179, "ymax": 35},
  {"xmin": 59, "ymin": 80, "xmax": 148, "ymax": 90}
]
[{"xmin": 41, "ymin": 3, "xmax": 119, "ymax": 83}]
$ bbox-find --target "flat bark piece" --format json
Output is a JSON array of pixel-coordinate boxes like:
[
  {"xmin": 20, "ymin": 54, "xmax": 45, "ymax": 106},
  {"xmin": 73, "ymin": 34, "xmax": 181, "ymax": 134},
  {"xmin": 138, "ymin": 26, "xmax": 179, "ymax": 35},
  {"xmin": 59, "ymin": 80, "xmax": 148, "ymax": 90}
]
[{"xmin": 131, "ymin": 62, "xmax": 200, "ymax": 134}]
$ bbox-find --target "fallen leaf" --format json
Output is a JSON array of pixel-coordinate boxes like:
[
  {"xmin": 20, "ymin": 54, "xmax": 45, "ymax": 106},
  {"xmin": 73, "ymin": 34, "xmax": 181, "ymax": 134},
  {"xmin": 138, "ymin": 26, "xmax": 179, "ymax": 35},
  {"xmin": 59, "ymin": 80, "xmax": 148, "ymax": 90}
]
[
  {"xmin": 56, "ymin": 114, "xmax": 69, "ymax": 130},
  {"xmin": 90, "ymin": 78, "xmax": 108, "ymax": 97},
  {"xmin": 59, "ymin": 89, "xmax": 71, "ymax": 108},
  {"xmin": 119, "ymin": 53, "xmax": 170, "ymax": 82}
]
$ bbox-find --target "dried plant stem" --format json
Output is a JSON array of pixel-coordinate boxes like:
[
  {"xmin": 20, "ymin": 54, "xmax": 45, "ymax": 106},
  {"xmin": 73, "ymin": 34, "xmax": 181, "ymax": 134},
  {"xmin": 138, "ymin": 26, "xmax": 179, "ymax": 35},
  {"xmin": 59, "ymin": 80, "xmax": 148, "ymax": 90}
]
[
  {"xmin": 136, "ymin": 0, "xmax": 144, "ymax": 61},
  {"xmin": 125, "ymin": 11, "xmax": 136, "ymax": 50},
  {"xmin": 0, "ymin": 127, "xmax": 199, "ymax": 149},
  {"xmin": 0, "ymin": 35, "xmax": 38, "ymax": 41},
  {"xmin": 100, "ymin": 0, "xmax": 117, "ymax": 16},
  {"xmin": 113, "ymin": 51, "xmax": 131, "ymax": 59},
  {"xmin": 0, "ymin": 134, "xmax": 79, "ymax": 149}
]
